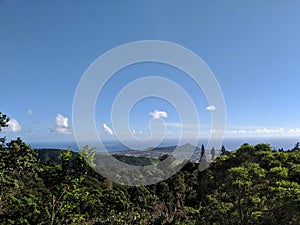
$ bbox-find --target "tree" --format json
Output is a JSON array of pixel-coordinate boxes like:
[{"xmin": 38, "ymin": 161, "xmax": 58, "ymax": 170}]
[
  {"xmin": 199, "ymin": 144, "xmax": 209, "ymax": 171},
  {"xmin": 221, "ymin": 145, "xmax": 226, "ymax": 155},
  {"xmin": 0, "ymin": 137, "xmax": 48, "ymax": 224},
  {"xmin": 0, "ymin": 112, "xmax": 9, "ymax": 131},
  {"xmin": 0, "ymin": 112, "xmax": 9, "ymax": 144},
  {"xmin": 200, "ymin": 143, "xmax": 300, "ymax": 225},
  {"xmin": 80, "ymin": 145, "xmax": 96, "ymax": 168},
  {"xmin": 42, "ymin": 146, "xmax": 103, "ymax": 224},
  {"xmin": 2, "ymin": 110, "xmax": 300, "ymax": 225},
  {"xmin": 200, "ymin": 144, "xmax": 205, "ymax": 159},
  {"xmin": 293, "ymin": 142, "xmax": 300, "ymax": 151},
  {"xmin": 211, "ymin": 147, "xmax": 215, "ymax": 161},
  {"xmin": 199, "ymin": 152, "xmax": 208, "ymax": 172}
]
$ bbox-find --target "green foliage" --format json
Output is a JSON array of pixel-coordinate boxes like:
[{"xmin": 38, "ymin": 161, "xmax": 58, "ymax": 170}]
[
  {"xmin": 293, "ymin": 142, "xmax": 300, "ymax": 151},
  {"xmin": 80, "ymin": 145, "xmax": 96, "ymax": 168},
  {"xmin": 0, "ymin": 112, "xmax": 9, "ymax": 144},
  {"xmin": 0, "ymin": 138, "xmax": 49, "ymax": 224},
  {"xmin": 115, "ymin": 155, "xmax": 157, "ymax": 166},
  {"xmin": 201, "ymin": 143, "xmax": 300, "ymax": 225},
  {"xmin": 0, "ymin": 112, "xmax": 9, "ymax": 131},
  {"xmin": 221, "ymin": 145, "xmax": 226, "ymax": 155},
  {"xmin": 1, "ymin": 115, "xmax": 300, "ymax": 225}
]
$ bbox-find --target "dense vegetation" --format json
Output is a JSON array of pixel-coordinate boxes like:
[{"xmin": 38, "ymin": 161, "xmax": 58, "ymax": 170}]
[{"xmin": 1, "ymin": 113, "xmax": 300, "ymax": 224}]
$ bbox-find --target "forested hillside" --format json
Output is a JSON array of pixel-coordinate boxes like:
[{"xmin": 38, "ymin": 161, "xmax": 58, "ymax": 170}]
[{"xmin": 1, "ymin": 113, "xmax": 300, "ymax": 224}]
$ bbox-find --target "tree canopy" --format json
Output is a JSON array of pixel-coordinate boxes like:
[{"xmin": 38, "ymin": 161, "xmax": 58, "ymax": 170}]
[{"xmin": 1, "ymin": 112, "xmax": 300, "ymax": 224}]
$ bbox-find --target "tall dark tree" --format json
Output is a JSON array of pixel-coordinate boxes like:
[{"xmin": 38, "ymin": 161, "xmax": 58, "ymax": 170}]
[
  {"xmin": 211, "ymin": 147, "xmax": 215, "ymax": 160},
  {"xmin": 221, "ymin": 145, "xmax": 226, "ymax": 155},
  {"xmin": 199, "ymin": 145, "xmax": 209, "ymax": 172},
  {"xmin": 200, "ymin": 144, "xmax": 205, "ymax": 159}
]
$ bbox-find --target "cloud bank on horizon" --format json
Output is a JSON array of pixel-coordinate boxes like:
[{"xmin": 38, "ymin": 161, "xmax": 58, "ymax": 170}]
[{"xmin": 2, "ymin": 114, "xmax": 300, "ymax": 139}]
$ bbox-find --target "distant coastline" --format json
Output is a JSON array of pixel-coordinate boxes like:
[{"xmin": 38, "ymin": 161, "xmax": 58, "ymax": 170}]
[{"xmin": 29, "ymin": 136, "xmax": 300, "ymax": 152}]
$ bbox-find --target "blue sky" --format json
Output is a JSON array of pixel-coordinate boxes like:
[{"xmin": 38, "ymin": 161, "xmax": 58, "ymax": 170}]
[{"xmin": 1, "ymin": 0, "xmax": 300, "ymax": 144}]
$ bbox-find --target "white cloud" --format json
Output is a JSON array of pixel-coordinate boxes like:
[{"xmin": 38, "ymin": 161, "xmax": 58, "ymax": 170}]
[
  {"xmin": 51, "ymin": 113, "xmax": 71, "ymax": 134},
  {"xmin": 221, "ymin": 126, "xmax": 300, "ymax": 137},
  {"xmin": 149, "ymin": 110, "xmax": 168, "ymax": 119},
  {"xmin": 288, "ymin": 128, "xmax": 300, "ymax": 133},
  {"xmin": 28, "ymin": 109, "xmax": 33, "ymax": 116},
  {"xmin": 5, "ymin": 119, "xmax": 22, "ymax": 132},
  {"xmin": 103, "ymin": 123, "xmax": 114, "ymax": 135},
  {"xmin": 206, "ymin": 105, "xmax": 216, "ymax": 111}
]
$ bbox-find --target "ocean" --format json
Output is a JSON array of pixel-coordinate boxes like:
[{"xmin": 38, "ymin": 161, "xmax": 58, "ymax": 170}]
[{"xmin": 29, "ymin": 137, "xmax": 300, "ymax": 152}]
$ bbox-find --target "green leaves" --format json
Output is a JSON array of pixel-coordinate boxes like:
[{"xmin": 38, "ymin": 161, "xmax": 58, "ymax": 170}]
[
  {"xmin": 79, "ymin": 145, "xmax": 96, "ymax": 168},
  {"xmin": 199, "ymin": 143, "xmax": 300, "ymax": 225},
  {"xmin": 0, "ymin": 112, "xmax": 9, "ymax": 131},
  {"xmin": 0, "ymin": 138, "xmax": 49, "ymax": 225},
  {"xmin": 1, "ymin": 116, "xmax": 300, "ymax": 225}
]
